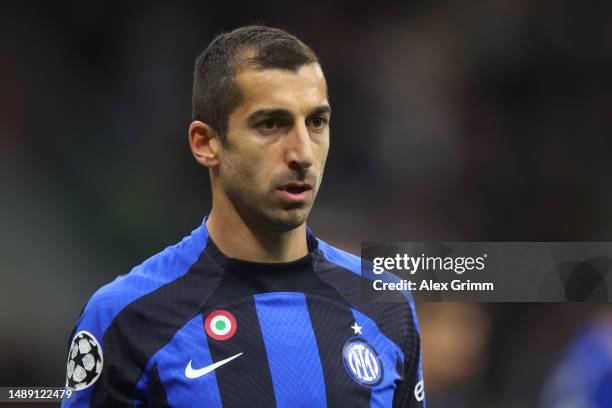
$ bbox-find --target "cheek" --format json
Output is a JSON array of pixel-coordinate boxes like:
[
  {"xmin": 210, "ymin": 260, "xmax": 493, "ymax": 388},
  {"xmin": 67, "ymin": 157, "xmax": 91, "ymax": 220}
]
[
  {"xmin": 223, "ymin": 148, "xmax": 271, "ymax": 188},
  {"xmin": 314, "ymin": 138, "xmax": 330, "ymax": 167}
]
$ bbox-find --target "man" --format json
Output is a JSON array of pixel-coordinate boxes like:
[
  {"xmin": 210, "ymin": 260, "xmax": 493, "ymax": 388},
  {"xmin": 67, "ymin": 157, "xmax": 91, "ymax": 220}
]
[{"xmin": 63, "ymin": 25, "xmax": 425, "ymax": 407}]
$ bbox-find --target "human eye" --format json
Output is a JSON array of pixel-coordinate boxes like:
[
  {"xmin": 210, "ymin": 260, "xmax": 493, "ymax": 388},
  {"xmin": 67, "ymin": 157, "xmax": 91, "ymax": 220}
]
[
  {"xmin": 307, "ymin": 115, "xmax": 329, "ymax": 132},
  {"xmin": 259, "ymin": 118, "xmax": 278, "ymax": 130},
  {"xmin": 256, "ymin": 117, "xmax": 287, "ymax": 135}
]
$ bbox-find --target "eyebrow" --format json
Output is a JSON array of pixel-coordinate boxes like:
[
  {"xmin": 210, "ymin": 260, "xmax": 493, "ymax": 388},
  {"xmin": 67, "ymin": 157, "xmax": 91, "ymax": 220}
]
[
  {"xmin": 246, "ymin": 105, "xmax": 332, "ymax": 127},
  {"xmin": 309, "ymin": 105, "xmax": 332, "ymax": 118}
]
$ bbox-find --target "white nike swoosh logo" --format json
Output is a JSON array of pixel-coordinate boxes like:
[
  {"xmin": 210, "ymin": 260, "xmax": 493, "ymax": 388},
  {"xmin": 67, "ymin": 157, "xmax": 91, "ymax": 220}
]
[{"xmin": 185, "ymin": 352, "xmax": 243, "ymax": 379}]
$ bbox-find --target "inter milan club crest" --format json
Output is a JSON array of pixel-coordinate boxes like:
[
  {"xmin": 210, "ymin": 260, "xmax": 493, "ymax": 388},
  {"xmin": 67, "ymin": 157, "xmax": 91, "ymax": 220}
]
[
  {"xmin": 65, "ymin": 331, "xmax": 103, "ymax": 391},
  {"xmin": 342, "ymin": 337, "xmax": 384, "ymax": 387},
  {"xmin": 204, "ymin": 310, "xmax": 237, "ymax": 341}
]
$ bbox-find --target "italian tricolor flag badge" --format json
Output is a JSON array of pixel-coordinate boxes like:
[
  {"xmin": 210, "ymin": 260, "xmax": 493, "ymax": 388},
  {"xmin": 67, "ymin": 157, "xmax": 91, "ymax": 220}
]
[{"xmin": 205, "ymin": 310, "xmax": 237, "ymax": 340}]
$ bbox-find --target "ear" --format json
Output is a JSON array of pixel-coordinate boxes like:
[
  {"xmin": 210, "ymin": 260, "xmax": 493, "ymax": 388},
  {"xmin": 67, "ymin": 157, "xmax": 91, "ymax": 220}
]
[{"xmin": 189, "ymin": 121, "xmax": 221, "ymax": 168}]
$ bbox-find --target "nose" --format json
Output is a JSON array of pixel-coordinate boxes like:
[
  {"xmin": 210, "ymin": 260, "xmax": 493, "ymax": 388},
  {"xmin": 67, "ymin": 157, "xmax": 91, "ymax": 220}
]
[{"xmin": 285, "ymin": 121, "xmax": 314, "ymax": 171}]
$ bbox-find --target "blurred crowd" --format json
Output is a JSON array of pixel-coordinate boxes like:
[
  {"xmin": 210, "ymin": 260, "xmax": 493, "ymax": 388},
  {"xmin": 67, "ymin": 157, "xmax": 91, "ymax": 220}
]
[{"xmin": 1, "ymin": 1, "xmax": 612, "ymax": 406}]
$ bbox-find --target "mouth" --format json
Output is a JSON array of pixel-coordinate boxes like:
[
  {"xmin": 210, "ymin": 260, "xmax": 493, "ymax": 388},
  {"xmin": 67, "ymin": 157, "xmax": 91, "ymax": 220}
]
[
  {"xmin": 280, "ymin": 182, "xmax": 312, "ymax": 193},
  {"xmin": 276, "ymin": 183, "xmax": 313, "ymax": 203}
]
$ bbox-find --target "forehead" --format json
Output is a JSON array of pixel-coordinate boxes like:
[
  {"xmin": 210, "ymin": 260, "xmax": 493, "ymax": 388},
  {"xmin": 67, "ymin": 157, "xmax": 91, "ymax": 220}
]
[{"xmin": 233, "ymin": 63, "xmax": 328, "ymax": 115}]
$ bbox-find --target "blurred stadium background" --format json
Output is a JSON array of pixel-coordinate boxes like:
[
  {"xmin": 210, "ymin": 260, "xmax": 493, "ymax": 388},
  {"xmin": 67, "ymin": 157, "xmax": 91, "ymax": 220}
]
[{"xmin": 1, "ymin": 1, "xmax": 612, "ymax": 407}]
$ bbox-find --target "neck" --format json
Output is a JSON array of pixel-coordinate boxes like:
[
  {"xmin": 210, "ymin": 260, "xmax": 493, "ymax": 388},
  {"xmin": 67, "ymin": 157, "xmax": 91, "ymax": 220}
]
[{"xmin": 205, "ymin": 195, "xmax": 308, "ymax": 263}]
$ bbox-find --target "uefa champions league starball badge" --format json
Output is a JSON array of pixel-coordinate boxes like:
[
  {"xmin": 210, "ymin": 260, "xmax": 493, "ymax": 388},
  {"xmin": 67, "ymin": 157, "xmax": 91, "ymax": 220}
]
[{"xmin": 65, "ymin": 331, "xmax": 103, "ymax": 391}]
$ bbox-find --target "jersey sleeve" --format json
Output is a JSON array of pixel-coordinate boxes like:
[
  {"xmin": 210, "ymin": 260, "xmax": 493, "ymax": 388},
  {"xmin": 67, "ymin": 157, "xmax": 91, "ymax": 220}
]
[
  {"xmin": 392, "ymin": 299, "xmax": 426, "ymax": 408},
  {"xmin": 61, "ymin": 290, "xmax": 146, "ymax": 407}
]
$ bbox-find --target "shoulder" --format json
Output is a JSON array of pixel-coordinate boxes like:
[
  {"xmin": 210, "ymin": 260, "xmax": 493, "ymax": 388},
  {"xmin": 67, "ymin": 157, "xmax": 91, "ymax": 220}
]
[
  {"xmin": 315, "ymin": 237, "xmax": 417, "ymax": 308},
  {"xmin": 314, "ymin": 236, "xmax": 420, "ymax": 331},
  {"xmin": 73, "ymin": 221, "xmax": 210, "ymax": 342},
  {"xmin": 315, "ymin": 238, "xmax": 361, "ymax": 275},
  {"xmin": 64, "ymin": 221, "xmax": 214, "ymax": 398}
]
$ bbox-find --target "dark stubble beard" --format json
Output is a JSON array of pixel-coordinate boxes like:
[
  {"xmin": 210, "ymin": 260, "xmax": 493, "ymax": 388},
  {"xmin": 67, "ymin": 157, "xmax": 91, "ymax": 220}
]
[{"xmin": 220, "ymin": 151, "xmax": 320, "ymax": 233}]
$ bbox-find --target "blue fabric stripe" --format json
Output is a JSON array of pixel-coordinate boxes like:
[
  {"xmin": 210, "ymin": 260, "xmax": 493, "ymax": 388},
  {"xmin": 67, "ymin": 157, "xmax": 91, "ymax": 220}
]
[
  {"xmin": 254, "ymin": 293, "xmax": 327, "ymax": 408},
  {"xmin": 134, "ymin": 372, "xmax": 148, "ymax": 407},
  {"xmin": 350, "ymin": 308, "xmax": 403, "ymax": 408},
  {"xmin": 147, "ymin": 315, "xmax": 223, "ymax": 407}
]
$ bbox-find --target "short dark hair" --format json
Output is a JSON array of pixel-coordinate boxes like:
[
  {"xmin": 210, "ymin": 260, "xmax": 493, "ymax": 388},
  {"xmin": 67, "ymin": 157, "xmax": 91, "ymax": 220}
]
[{"xmin": 191, "ymin": 25, "xmax": 319, "ymax": 141}]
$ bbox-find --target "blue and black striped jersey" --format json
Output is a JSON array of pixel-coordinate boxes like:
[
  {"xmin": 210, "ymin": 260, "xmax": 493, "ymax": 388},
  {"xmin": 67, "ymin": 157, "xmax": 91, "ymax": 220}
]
[{"xmin": 62, "ymin": 217, "xmax": 425, "ymax": 407}]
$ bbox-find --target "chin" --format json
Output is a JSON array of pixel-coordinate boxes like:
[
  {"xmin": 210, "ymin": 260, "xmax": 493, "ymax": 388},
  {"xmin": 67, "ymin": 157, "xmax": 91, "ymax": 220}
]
[{"xmin": 265, "ymin": 208, "xmax": 310, "ymax": 232}]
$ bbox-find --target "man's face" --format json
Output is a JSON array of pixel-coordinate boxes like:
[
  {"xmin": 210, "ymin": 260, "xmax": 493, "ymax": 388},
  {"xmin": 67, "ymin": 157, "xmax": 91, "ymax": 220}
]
[{"xmin": 218, "ymin": 63, "xmax": 330, "ymax": 232}]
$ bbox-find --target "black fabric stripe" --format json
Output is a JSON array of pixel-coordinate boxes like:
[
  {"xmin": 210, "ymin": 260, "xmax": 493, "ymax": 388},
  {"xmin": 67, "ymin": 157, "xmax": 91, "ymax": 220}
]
[
  {"xmin": 148, "ymin": 363, "xmax": 170, "ymax": 408},
  {"xmin": 392, "ymin": 342, "xmax": 423, "ymax": 408},
  {"xmin": 205, "ymin": 297, "xmax": 276, "ymax": 408},
  {"xmin": 306, "ymin": 294, "xmax": 371, "ymax": 407},
  {"xmin": 91, "ymin": 244, "xmax": 224, "ymax": 407},
  {"xmin": 392, "ymin": 354, "xmax": 409, "ymax": 408},
  {"xmin": 202, "ymin": 237, "xmax": 340, "ymax": 305}
]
